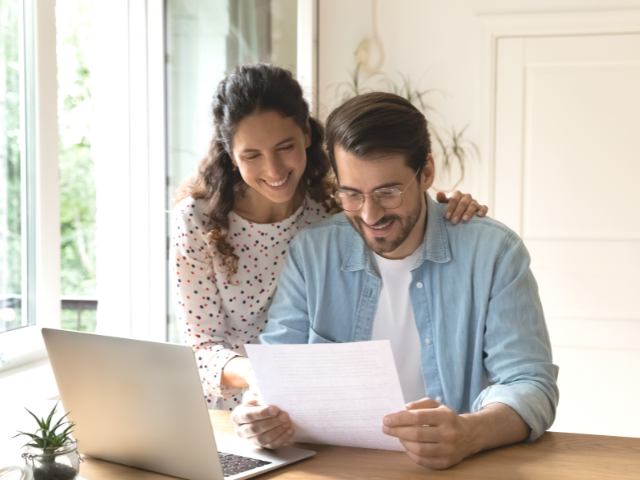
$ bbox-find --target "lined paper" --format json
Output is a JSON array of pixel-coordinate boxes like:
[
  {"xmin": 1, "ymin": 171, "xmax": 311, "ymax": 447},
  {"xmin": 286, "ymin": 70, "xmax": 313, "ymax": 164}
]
[{"xmin": 245, "ymin": 341, "xmax": 406, "ymax": 450}]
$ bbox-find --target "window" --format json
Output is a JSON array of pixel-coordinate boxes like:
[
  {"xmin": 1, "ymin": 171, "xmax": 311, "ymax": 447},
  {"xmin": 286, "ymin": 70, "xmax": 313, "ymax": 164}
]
[
  {"xmin": 0, "ymin": 0, "xmax": 24, "ymax": 335},
  {"xmin": 1, "ymin": 0, "xmax": 96, "ymax": 348},
  {"xmin": 0, "ymin": 0, "xmax": 36, "ymax": 337},
  {"xmin": 165, "ymin": 0, "xmax": 299, "ymax": 342},
  {"xmin": 1, "ymin": 1, "xmax": 313, "ymax": 372},
  {"xmin": 57, "ymin": 0, "xmax": 97, "ymax": 333},
  {"xmin": 0, "ymin": 0, "xmax": 59, "ymax": 371}
]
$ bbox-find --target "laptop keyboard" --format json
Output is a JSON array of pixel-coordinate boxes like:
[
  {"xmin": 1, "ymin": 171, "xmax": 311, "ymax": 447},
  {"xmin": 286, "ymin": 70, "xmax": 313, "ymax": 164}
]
[{"xmin": 218, "ymin": 451, "xmax": 272, "ymax": 477}]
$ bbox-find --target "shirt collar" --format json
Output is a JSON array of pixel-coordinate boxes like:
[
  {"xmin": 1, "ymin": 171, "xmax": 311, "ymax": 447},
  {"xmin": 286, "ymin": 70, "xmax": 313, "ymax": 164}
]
[{"xmin": 341, "ymin": 192, "xmax": 451, "ymax": 272}]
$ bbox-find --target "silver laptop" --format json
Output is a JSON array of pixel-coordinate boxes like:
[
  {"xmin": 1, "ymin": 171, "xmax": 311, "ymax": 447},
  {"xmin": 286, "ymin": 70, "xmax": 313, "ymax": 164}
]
[{"xmin": 42, "ymin": 328, "xmax": 315, "ymax": 480}]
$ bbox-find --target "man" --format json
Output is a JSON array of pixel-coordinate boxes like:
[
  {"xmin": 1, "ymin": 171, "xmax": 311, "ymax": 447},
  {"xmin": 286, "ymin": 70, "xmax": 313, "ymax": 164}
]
[{"xmin": 231, "ymin": 92, "xmax": 559, "ymax": 469}]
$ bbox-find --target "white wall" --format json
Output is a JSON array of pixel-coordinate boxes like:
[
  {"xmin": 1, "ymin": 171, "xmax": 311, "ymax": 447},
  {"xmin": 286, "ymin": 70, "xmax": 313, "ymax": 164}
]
[{"xmin": 317, "ymin": 0, "xmax": 640, "ymax": 200}]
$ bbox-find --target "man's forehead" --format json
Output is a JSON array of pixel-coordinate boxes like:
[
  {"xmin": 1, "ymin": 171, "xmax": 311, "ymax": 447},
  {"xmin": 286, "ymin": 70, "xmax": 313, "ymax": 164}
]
[
  {"xmin": 335, "ymin": 148, "xmax": 413, "ymax": 190},
  {"xmin": 335, "ymin": 147, "xmax": 408, "ymax": 173},
  {"xmin": 334, "ymin": 145, "xmax": 405, "ymax": 163}
]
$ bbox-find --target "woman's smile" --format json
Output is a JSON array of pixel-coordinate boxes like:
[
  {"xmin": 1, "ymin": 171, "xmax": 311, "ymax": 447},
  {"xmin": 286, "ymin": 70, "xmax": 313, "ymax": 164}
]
[{"xmin": 263, "ymin": 171, "xmax": 292, "ymax": 189}]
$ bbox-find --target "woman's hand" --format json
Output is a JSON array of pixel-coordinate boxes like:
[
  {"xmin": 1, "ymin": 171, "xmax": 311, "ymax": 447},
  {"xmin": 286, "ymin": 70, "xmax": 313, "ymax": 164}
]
[
  {"xmin": 436, "ymin": 191, "xmax": 488, "ymax": 225},
  {"xmin": 245, "ymin": 365, "xmax": 261, "ymax": 399},
  {"xmin": 221, "ymin": 357, "xmax": 257, "ymax": 389},
  {"xmin": 231, "ymin": 400, "xmax": 296, "ymax": 449}
]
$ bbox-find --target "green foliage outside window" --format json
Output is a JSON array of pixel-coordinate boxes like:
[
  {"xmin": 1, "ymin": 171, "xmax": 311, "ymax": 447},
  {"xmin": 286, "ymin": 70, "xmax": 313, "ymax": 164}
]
[
  {"xmin": 58, "ymin": 0, "xmax": 96, "ymax": 332},
  {"xmin": 0, "ymin": 0, "xmax": 23, "ymax": 332},
  {"xmin": 1, "ymin": 0, "xmax": 96, "ymax": 334}
]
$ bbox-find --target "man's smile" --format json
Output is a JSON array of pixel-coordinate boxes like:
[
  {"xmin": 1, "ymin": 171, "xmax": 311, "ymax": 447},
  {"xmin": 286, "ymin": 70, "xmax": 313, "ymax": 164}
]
[{"xmin": 364, "ymin": 219, "xmax": 395, "ymax": 237}]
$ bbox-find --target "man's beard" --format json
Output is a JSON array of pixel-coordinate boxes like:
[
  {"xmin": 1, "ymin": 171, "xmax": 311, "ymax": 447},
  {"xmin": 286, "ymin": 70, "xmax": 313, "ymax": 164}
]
[{"xmin": 346, "ymin": 200, "xmax": 423, "ymax": 256}]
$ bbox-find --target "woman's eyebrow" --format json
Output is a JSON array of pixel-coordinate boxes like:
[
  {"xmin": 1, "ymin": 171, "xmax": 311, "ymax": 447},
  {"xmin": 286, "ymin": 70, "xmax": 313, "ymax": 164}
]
[
  {"xmin": 275, "ymin": 137, "xmax": 295, "ymax": 146},
  {"xmin": 240, "ymin": 137, "xmax": 295, "ymax": 154}
]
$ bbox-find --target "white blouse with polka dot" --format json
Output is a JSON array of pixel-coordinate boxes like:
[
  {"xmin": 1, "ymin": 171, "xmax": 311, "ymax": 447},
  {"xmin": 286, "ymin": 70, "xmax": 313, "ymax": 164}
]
[{"xmin": 171, "ymin": 195, "xmax": 331, "ymax": 410}]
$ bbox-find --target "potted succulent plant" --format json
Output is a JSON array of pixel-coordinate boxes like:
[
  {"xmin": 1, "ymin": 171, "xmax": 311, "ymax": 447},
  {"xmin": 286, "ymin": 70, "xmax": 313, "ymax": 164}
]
[{"xmin": 14, "ymin": 402, "xmax": 82, "ymax": 480}]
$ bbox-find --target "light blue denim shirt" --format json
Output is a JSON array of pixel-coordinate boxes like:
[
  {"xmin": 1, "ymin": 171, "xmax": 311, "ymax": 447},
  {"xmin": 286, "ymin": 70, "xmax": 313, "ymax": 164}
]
[{"xmin": 260, "ymin": 194, "xmax": 559, "ymax": 441}]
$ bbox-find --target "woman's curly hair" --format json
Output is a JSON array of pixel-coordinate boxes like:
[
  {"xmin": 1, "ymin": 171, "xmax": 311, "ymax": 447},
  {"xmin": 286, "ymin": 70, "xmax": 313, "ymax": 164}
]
[{"xmin": 176, "ymin": 64, "xmax": 338, "ymax": 283}]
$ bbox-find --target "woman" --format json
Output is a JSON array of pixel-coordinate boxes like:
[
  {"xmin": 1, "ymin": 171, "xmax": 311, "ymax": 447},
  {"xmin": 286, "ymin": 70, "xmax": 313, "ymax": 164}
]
[{"xmin": 171, "ymin": 64, "xmax": 487, "ymax": 411}]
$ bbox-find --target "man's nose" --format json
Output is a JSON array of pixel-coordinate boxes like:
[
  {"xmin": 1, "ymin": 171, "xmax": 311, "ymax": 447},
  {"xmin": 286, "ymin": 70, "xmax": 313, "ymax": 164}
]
[{"xmin": 359, "ymin": 195, "xmax": 385, "ymax": 226}]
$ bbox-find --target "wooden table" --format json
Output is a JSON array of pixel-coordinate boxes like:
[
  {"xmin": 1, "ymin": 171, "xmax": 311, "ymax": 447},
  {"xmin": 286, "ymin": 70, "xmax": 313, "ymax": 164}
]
[{"xmin": 67, "ymin": 410, "xmax": 640, "ymax": 480}]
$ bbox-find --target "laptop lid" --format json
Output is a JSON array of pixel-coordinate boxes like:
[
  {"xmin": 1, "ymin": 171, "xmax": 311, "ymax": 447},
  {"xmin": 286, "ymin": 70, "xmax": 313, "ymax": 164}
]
[{"xmin": 42, "ymin": 328, "xmax": 223, "ymax": 480}]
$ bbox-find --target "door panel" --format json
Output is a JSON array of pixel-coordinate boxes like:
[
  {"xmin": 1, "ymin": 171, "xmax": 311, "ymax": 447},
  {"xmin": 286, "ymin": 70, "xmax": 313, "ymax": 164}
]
[
  {"xmin": 494, "ymin": 34, "xmax": 640, "ymax": 437},
  {"xmin": 523, "ymin": 61, "xmax": 640, "ymax": 239}
]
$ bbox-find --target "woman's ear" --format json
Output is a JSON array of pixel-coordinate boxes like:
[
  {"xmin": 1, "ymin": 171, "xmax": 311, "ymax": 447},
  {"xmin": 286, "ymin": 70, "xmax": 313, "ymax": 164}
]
[
  {"xmin": 304, "ymin": 117, "xmax": 312, "ymax": 148},
  {"xmin": 228, "ymin": 149, "xmax": 239, "ymax": 169}
]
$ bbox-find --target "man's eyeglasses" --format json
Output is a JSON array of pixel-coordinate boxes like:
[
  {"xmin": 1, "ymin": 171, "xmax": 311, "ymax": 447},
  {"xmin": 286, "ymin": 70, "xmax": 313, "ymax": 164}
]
[{"xmin": 331, "ymin": 169, "xmax": 420, "ymax": 212}]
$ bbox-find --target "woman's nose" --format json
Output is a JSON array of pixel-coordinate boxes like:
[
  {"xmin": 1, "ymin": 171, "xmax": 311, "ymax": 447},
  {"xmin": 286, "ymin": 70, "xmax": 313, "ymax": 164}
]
[{"xmin": 264, "ymin": 153, "xmax": 287, "ymax": 179}]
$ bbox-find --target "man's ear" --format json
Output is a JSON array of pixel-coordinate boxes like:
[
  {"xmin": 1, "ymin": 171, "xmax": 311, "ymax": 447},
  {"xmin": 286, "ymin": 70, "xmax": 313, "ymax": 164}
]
[{"xmin": 420, "ymin": 153, "xmax": 436, "ymax": 191}]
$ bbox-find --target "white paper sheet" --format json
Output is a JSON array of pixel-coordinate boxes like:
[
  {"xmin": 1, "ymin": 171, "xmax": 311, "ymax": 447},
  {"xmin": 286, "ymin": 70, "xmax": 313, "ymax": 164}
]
[{"xmin": 245, "ymin": 340, "xmax": 406, "ymax": 451}]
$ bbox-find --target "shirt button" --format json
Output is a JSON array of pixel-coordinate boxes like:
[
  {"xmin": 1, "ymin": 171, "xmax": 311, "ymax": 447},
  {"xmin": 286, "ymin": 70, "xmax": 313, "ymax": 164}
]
[
  {"xmin": 416, "ymin": 282, "xmax": 423, "ymax": 288},
  {"xmin": 435, "ymin": 396, "xmax": 443, "ymax": 403},
  {"xmin": 425, "ymin": 338, "xmax": 431, "ymax": 345}
]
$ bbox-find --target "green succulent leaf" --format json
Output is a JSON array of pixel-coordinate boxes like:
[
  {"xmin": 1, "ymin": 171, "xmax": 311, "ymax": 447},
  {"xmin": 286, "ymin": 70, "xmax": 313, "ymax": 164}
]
[
  {"xmin": 14, "ymin": 402, "xmax": 75, "ymax": 449},
  {"xmin": 61, "ymin": 423, "xmax": 74, "ymax": 435},
  {"xmin": 49, "ymin": 411, "xmax": 72, "ymax": 432},
  {"xmin": 24, "ymin": 407, "xmax": 47, "ymax": 430},
  {"xmin": 13, "ymin": 432, "xmax": 44, "ymax": 446},
  {"xmin": 44, "ymin": 401, "xmax": 60, "ymax": 430}
]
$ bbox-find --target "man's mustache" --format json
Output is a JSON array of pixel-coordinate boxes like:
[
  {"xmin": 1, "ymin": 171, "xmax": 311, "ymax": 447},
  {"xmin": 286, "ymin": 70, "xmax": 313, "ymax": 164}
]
[{"xmin": 352, "ymin": 215, "xmax": 401, "ymax": 228}]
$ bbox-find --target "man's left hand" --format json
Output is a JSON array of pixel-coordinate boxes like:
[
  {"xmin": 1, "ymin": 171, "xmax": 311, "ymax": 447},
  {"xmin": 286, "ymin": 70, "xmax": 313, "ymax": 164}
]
[{"xmin": 382, "ymin": 397, "xmax": 475, "ymax": 470}]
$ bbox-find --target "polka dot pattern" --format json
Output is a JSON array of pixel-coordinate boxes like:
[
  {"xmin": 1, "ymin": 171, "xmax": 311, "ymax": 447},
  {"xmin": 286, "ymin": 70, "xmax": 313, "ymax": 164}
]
[{"xmin": 170, "ymin": 195, "xmax": 329, "ymax": 410}]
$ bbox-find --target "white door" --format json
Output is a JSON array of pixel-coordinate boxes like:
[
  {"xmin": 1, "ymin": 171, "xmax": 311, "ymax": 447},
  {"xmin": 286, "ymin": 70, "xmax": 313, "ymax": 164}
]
[{"xmin": 493, "ymin": 33, "xmax": 640, "ymax": 437}]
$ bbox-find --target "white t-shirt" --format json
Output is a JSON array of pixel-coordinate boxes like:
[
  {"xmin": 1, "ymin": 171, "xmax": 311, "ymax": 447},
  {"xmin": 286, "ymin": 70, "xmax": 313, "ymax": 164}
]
[{"xmin": 370, "ymin": 247, "xmax": 426, "ymax": 404}]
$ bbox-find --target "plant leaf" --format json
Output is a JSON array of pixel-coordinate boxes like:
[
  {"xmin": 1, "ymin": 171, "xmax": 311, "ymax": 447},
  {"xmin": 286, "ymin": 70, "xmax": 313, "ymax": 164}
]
[
  {"xmin": 44, "ymin": 401, "xmax": 60, "ymax": 431},
  {"xmin": 24, "ymin": 407, "xmax": 47, "ymax": 430},
  {"xmin": 60, "ymin": 424, "xmax": 75, "ymax": 439},
  {"xmin": 49, "ymin": 411, "xmax": 72, "ymax": 434},
  {"xmin": 14, "ymin": 431, "xmax": 42, "ymax": 442}
]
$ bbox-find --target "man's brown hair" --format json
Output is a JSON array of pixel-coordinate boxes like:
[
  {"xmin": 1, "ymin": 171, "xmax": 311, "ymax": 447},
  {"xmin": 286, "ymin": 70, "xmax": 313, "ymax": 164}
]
[{"xmin": 325, "ymin": 92, "xmax": 432, "ymax": 176}]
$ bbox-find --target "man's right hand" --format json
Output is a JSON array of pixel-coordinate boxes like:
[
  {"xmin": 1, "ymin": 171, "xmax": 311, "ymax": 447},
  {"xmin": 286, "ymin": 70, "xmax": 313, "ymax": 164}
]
[{"xmin": 231, "ymin": 401, "xmax": 296, "ymax": 449}]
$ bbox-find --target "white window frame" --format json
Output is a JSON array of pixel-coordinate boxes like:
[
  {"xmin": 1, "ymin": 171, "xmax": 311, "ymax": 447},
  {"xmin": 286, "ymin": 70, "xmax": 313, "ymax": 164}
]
[
  {"xmin": 0, "ymin": 0, "xmax": 60, "ymax": 372},
  {"xmin": 93, "ymin": 0, "xmax": 167, "ymax": 342},
  {"xmin": 297, "ymin": 0, "xmax": 319, "ymax": 114}
]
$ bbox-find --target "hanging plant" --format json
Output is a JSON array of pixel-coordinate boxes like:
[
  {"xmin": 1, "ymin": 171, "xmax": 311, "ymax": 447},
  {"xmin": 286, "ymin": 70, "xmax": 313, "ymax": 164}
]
[
  {"xmin": 432, "ymin": 125, "xmax": 480, "ymax": 191},
  {"xmin": 332, "ymin": 65, "xmax": 479, "ymax": 192}
]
